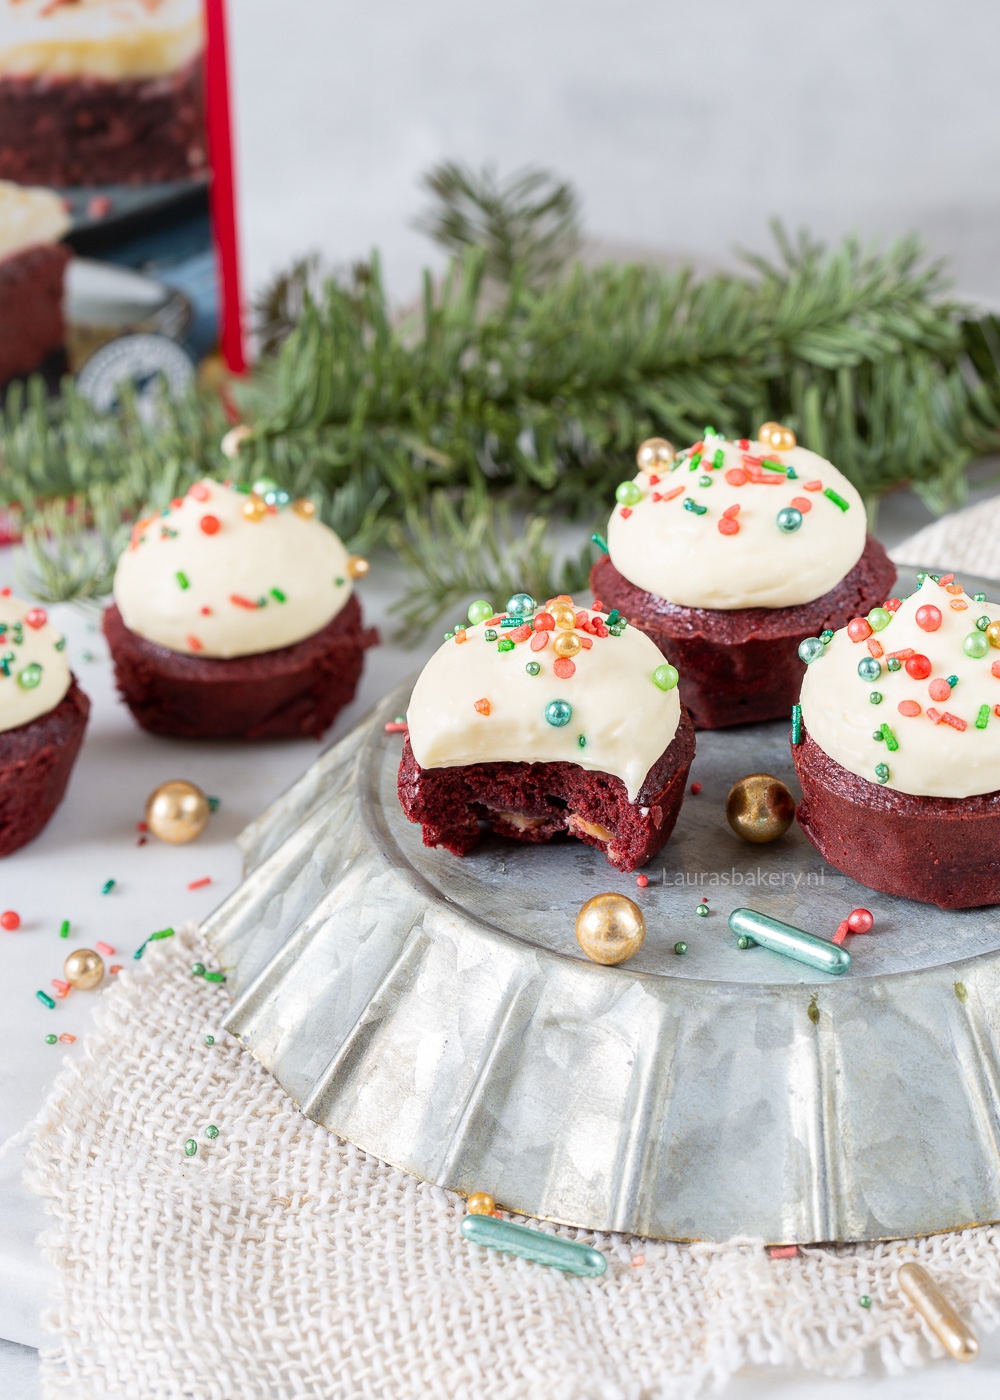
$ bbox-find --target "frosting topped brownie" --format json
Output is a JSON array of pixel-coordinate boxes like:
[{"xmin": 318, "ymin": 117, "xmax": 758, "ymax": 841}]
[
  {"xmin": 114, "ymin": 480, "xmax": 357, "ymax": 659},
  {"xmin": 0, "ymin": 179, "xmax": 68, "ymax": 261},
  {"xmin": 605, "ymin": 429, "xmax": 865, "ymax": 610},
  {"xmin": 0, "ymin": 0, "xmax": 202, "ymax": 79},
  {"xmin": 798, "ymin": 574, "xmax": 1000, "ymax": 798},
  {"xmin": 406, "ymin": 594, "xmax": 681, "ymax": 802},
  {"xmin": 0, "ymin": 592, "xmax": 69, "ymax": 734}
]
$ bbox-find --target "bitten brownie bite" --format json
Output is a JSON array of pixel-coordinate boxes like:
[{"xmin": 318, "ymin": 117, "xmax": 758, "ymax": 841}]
[
  {"xmin": 0, "ymin": 180, "xmax": 70, "ymax": 389},
  {"xmin": 591, "ymin": 427, "xmax": 896, "ymax": 728},
  {"xmin": 397, "ymin": 592, "xmax": 695, "ymax": 872},
  {"xmin": 0, "ymin": 592, "xmax": 89, "ymax": 856},
  {"xmin": 0, "ymin": 0, "xmax": 206, "ymax": 187},
  {"xmin": 793, "ymin": 573, "xmax": 1000, "ymax": 909},
  {"xmin": 103, "ymin": 479, "xmax": 378, "ymax": 741}
]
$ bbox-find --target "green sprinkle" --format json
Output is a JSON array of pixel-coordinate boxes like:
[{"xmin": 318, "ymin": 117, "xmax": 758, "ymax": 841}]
[
  {"xmin": 869, "ymin": 692, "xmax": 882, "ymax": 704},
  {"xmin": 59, "ymin": 920, "xmax": 70, "ymax": 939},
  {"xmin": 497, "ymin": 637, "xmax": 515, "ymax": 652},
  {"xmin": 887, "ymin": 657, "xmax": 901, "ymax": 672},
  {"xmin": 101, "ymin": 879, "xmax": 116, "ymax": 894},
  {"xmin": 256, "ymin": 597, "xmax": 267, "ymax": 609},
  {"xmin": 334, "ymin": 576, "xmax": 345, "ymax": 586},
  {"xmin": 964, "ymin": 631, "xmax": 989, "ymax": 659},
  {"xmin": 875, "ymin": 763, "xmax": 890, "ymax": 784},
  {"xmin": 191, "ymin": 962, "xmax": 206, "ymax": 977},
  {"xmin": 947, "ymin": 674, "xmax": 959, "ymax": 688},
  {"xmin": 761, "ymin": 458, "xmax": 786, "ymax": 473},
  {"xmin": 608, "ymin": 624, "xmax": 624, "ymax": 636},
  {"xmin": 615, "ymin": 480, "xmax": 642, "ymax": 506},
  {"xmin": 270, "ymin": 588, "xmax": 286, "ymax": 603},
  {"xmin": 820, "ymin": 630, "xmax": 834, "ymax": 644},
  {"xmin": 149, "ymin": 928, "xmax": 175, "ymax": 941},
  {"xmin": 176, "ymin": 571, "xmax": 190, "ymax": 590},
  {"xmin": 973, "ymin": 593, "xmax": 987, "ymax": 603},
  {"xmin": 207, "ymin": 797, "xmax": 220, "ymax": 812},
  {"xmin": 689, "ymin": 451, "xmax": 702, "ymax": 470},
  {"xmin": 590, "ymin": 532, "xmax": 609, "ymax": 554},
  {"xmin": 807, "ymin": 995, "xmax": 820, "ymax": 1025},
  {"xmin": 36, "ymin": 990, "xmax": 55, "ymax": 1009},
  {"xmin": 205, "ymin": 1035, "xmax": 215, "ymax": 1045},
  {"xmin": 683, "ymin": 498, "xmax": 708, "ymax": 515},
  {"xmin": 977, "ymin": 704, "xmax": 990, "ymax": 729},
  {"xmin": 930, "ymin": 574, "xmax": 941, "ymax": 583},
  {"xmin": 652, "ymin": 663, "xmax": 679, "ymax": 691},
  {"xmin": 577, "ymin": 734, "xmax": 586, "ymax": 748},
  {"xmin": 955, "ymin": 981, "xmax": 968, "ymax": 1003},
  {"xmin": 54, "ymin": 637, "xmax": 66, "ymax": 651},
  {"xmin": 525, "ymin": 661, "xmax": 541, "ymax": 676},
  {"xmin": 500, "ymin": 616, "xmax": 524, "ymax": 628},
  {"xmin": 859, "ymin": 1295, "xmax": 872, "ymax": 1309},
  {"xmin": 184, "ymin": 1139, "xmax": 198, "ymax": 1157},
  {"xmin": 873, "ymin": 729, "xmax": 884, "ymax": 741},
  {"xmin": 484, "ymin": 628, "xmax": 497, "ymax": 642},
  {"xmin": 17, "ymin": 663, "xmax": 42, "ymax": 690},
  {"xmin": 976, "ymin": 615, "xmax": 991, "ymax": 631},
  {"xmin": 737, "ymin": 935, "xmax": 755, "ymax": 950},
  {"xmin": 703, "ymin": 425, "xmax": 717, "ymax": 437},
  {"xmin": 916, "ymin": 571, "xmax": 928, "ymax": 584},
  {"xmin": 824, "ymin": 488, "xmax": 850, "ymax": 511},
  {"xmin": 785, "ymin": 467, "xmax": 798, "ymax": 480},
  {"xmin": 204, "ymin": 1125, "xmax": 219, "ymax": 1139},
  {"xmin": 674, "ymin": 941, "xmax": 688, "ymax": 955},
  {"xmin": 606, "ymin": 610, "xmax": 620, "ymax": 625},
  {"xmin": 699, "ymin": 475, "xmax": 712, "ymax": 487},
  {"xmin": 443, "ymin": 631, "xmax": 454, "ymax": 641},
  {"xmin": 880, "ymin": 723, "xmax": 899, "ymax": 752},
  {"xmin": 695, "ymin": 904, "xmax": 709, "ymax": 917},
  {"xmin": 203, "ymin": 971, "xmax": 226, "ymax": 983},
  {"xmin": 712, "ymin": 449, "xmax": 724, "ymax": 470},
  {"xmin": 45, "ymin": 1033, "xmax": 57, "ymax": 1044}
]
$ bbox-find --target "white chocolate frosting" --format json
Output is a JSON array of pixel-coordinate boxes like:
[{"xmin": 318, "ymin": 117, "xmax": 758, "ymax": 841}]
[
  {"xmin": 799, "ymin": 575, "xmax": 1000, "ymax": 798},
  {"xmin": 0, "ymin": 592, "xmax": 70, "ymax": 735},
  {"xmin": 0, "ymin": 179, "xmax": 69, "ymax": 261},
  {"xmin": 113, "ymin": 481, "xmax": 355, "ymax": 660},
  {"xmin": 0, "ymin": 0, "xmax": 202, "ymax": 80},
  {"xmin": 406, "ymin": 598, "xmax": 681, "ymax": 802},
  {"xmin": 605, "ymin": 433, "xmax": 866, "ymax": 609}
]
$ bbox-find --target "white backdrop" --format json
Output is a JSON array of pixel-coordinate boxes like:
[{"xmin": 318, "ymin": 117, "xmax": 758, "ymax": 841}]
[{"xmin": 228, "ymin": 0, "xmax": 1000, "ymax": 306}]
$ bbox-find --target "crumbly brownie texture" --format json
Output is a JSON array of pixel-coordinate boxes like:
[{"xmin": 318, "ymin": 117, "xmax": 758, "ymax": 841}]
[
  {"xmin": 0, "ymin": 55, "xmax": 205, "ymax": 186},
  {"xmin": 792, "ymin": 728, "xmax": 1000, "ymax": 910},
  {"xmin": 397, "ymin": 706, "xmax": 696, "ymax": 872},
  {"xmin": 591, "ymin": 535, "xmax": 896, "ymax": 729},
  {"xmin": 103, "ymin": 596, "xmax": 378, "ymax": 741},
  {"xmin": 0, "ymin": 241, "xmax": 69, "ymax": 387},
  {"xmin": 0, "ymin": 677, "xmax": 89, "ymax": 856}
]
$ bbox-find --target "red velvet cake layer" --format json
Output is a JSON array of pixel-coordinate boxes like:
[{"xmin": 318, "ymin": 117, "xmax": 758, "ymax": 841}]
[
  {"xmin": 792, "ymin": 729, "xmax": 1000, "ymax": 909},
  {"xmin": 0, "ymin": 242, "xmax": 70, "ymax": 388},
  {"xmin": 397, "ymin": 706, "xmax": 696, "ymax": 872},
  {"xmin": 591, "ymin": 536, "xmax": 896, "ymax": 729},
  {"xmin": 103, "ymin": 596, "xmax": 378, "ymax": 741},
  {"xmin": 0, "ymin": 56, "xmax": 206, "ymax": 187},
  {"xmin": 0, "ymin": 677, "xmax": 89, "ymax": 857}
]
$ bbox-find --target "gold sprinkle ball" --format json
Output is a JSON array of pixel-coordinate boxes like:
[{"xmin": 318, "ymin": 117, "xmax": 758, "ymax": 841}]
[
  {"xmin": 636, "ymin": 437, "xmax": 675, "ymax": 472},
  {"xmin": 553, "ymin": 632, "xmax": 582, "ymax": 657},
  {"xmin": 726, "ymin": 773, "xmax": 796, "ymax": 844},
  {"xmin": 220, "ymin": 424, "xmax": 252, "ymax": 459},
  {"xmin": 346, "ymin": 555, "xmax": 370, "ymax": 579},
  {"xmin": 145, "ymin": 780, "xmax": 211, "ymax": 845},
  {"xmin": 64, "ymin": 948, "xmax": 104, "ymax": 990},
  {"xmin": 986, "ymin": 619, "xmax": 1000, "ymax": 650},
  {"xmin": 550, "ymin": 604, "xmax": 576, "ymax": 630},
  {"xmin": 758, "ymin": 421, "xmax": 797, "ymax": 452},
  {"xmin": 466, "ymin": 1191, "xmax": 496, "ymax": 1216},
  {"xmin": 292, "ymin": 498, "xmax": 317, "ymax": 520},
  {"xmin": 241, "ymin": 494, "xmax": 267, "ymax": 522},
  {"xmin": 575, "ymin": 893, "xmax": 646, "ymax": 966}
]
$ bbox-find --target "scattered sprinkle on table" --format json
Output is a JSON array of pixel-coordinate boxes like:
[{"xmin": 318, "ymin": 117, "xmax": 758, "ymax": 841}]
[
  {"xmin": 0, "ymin": 910, "xmax": 20, "ymax": 931},
  {"xmin": 101, "ymin": 879, "xmax": 116, "ymax": 895},
  {"xmin": 59, "ymin": 920, "xmax": 70, "ymax": 938},
  {"xmin": 187, "ymin": 877, "xmax": 212, "ymax": 891}
]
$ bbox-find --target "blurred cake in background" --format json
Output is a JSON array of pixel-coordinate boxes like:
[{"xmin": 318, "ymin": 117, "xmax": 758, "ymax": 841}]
[
  {"xmin": 0, "ymin": 0, "xmax": 206, "ymax": 187},
  {"xmin": 0, "ymin": 178, "xmax": 70, "ymax": 388}
]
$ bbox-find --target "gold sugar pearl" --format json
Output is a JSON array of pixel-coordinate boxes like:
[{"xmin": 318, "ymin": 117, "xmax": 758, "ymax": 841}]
[
  {"xmin": 636, "ymin": 437, "xmax": 675, "ymax": 472},
  {"xmin": 553, "ymin": 631, "xmax": 582, "ymax": 658},
  {"xmin": 986, "ymin": 619, "xmax": 1000, "ymax": 650},
  {"xmin": 292, "ymin": 498, "xmax": 317, "ymax": 520},
  {"xmin": 466, "ymin": 1191, "xmax": 496, "ymax": 1216},
  {"xmin": 758, "ymin": 421, "xmax": 796, "ymax": 452},
  {"xmin": 64, "ymin": 948, "xmax": 104, "ymax": 990},
  {"xmin": 347, "ymin": 555, "xmax": 370, "ymax": 580},
  {"xmin": 726, "ymin": 773, "xmax": 796, "ymax": 844},
  {"xmin": 550, "ymin": 605, "xmax": 576, "ymax": 630},
  {"xmin": 575, "ymin": 894, "xmax": 646, "ymax": 966},
  {"xmin": 242, "ymin": 495, "xmax": 267, "ymax": 522},
  {"xmin": 145, "ymin": 780, "xmax": 211, "ymax": 845}
]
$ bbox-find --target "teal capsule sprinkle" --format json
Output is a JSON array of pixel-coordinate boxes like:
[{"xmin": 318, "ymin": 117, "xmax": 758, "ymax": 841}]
[
  {"xmin": 824, "ymin": 488, "xmax": 850, "ymax": 511},
  {"xmin": 460, "ymin": 1214, "xmax": 606, "ymax": 1277},
  {"xmin": 791, "ymin": 703, "xmax": 803, "ymax": 745},
  {"xmin": 977, "ymin": 705, "xmax": 990, "ymax": 729},
  {"xmin": 36, "ymin": 990, "xmax": 56, "ymax": 1009},
  {"xmin": 590, "ymin": 532, "xmax": 609, "ymax": 555},
  {"xmin": 728, "ymin": 908, "xmax": 850, "ymax": 975},
  {"xmin": 500, "ymin": 616, "xmax": 525, "ymax": 629},
  {"xmin": 683, "ymin": 498, "xmax": 708, "ymax": 514},
  {"xmin": 59, "ymin": 920, "xmax": 70, "ymax": 938},
  {"xmin": 880, "ymin": 723, "xmax": 899, "ymax": 752},
  {"xmin": 606, "ymin": 610, "xmax": 620, "ymax": 625},
  {"xmin": 101, "ymin": 879, "xmax": 116, "ymax": 894}
]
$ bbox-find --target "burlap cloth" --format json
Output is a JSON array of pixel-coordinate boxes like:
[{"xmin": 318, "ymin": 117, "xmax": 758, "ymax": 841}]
[{"xmin": 22, "ymin": 501, "xmax": 1000, "ymax": 1399}]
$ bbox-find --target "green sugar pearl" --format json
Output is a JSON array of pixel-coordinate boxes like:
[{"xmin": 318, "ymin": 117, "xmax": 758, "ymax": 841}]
[
  {"xmin": 45, "ymin": 1033, "xmax": 58, "ymax": 1045},
  {"xmin": 17, "ymin": 663, "xmax": 42, "ymax": 690},
  {"xmin": 460, "ymin": 1213, "xmax": 606, "ymax": 1277},
  {"xmin": 204, "ymin": 1125, "xmax": 219, "ymax": 1139},
  {"xmin": 887, "ymin": 657, "xmax": 902, "ymax": 672},
  {"xmin": 867, "ymin": 607, "xmax": 891, "ymax": 631},
  {"xmin": 699, "ymin": 475, "xmax": 712, "ymax": 487},
  {"xmin": 525, "ymin": 661, "xmax": 541, "ymax": 676},
  {"xmin": 652, "ymin": 663, "xmax": 679, "ymax": 691},
  {"xmin": 976, "ymin": 615, "xmax": 991, "ymax": 631},
  {"xmin": 615, "ymin": 480, "xmax": 642, "ymax": 506},
  {"xmin": 204, "ymin": 1035, "xmax": 215, "ymax": 1046},
  {"xmin": 973, "ymin": 593, "xmax": 987, "ymax": 603},
  {"xmin": 869, "ymin": 691, "xmax": 883, "ymax": 704},
  {"xmin": 674, "ymin": 941, "xmax": 688, "ymax": 955},
  {"xmin": 964, "ymin": 631, "xmax": 989, "ymax": 659},
  {"xmin": 695, "ymin": 904, "xmax": 709, "ymax": 917},
  {"xmin": 820, "ymin": 629, "xmax": 834, "ymax": 644},
  {"xmin": 484, "ymin": 628, "xmax": 498, "ymax": 642},
  {"xmin": 183, "ymin": 1139, "xmax": 198, "ymax": 1157},
  {"xmin": 467, "ymin": 599, "xmax": 494, "ymax": 626},
  {"xmin": 191, "ymin": 962, "xmax": 206, "ymax": 977},
  {"xmin": 875, "ymin": 763, "xmax": 890, "ymax": 784},
  {"xmin": 859, "ymin": 1295, "xmax": 872, "ymax": 1309}
]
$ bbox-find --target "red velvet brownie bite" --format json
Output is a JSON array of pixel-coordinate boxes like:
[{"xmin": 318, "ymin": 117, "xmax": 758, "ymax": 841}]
[
  {"xmin": 0, "ymin": 593, "xmax": 89, "ymax": 856},
  {"xmin": 0, "ymin": 180, "xmax": 70, "ymax": 389},
  {"xmin": 104, "ymin": 480, "xmax": 378, "ymax": 741},
  {"xmin": 793, "ymin": 574, "xmax": 1000, "ymax": 909},
  {"xmin": 591, "ymin": 427, "xmax": 896, "ymax": 729},
  {"xmin": 398, "ymin": 592, "xmax": 695, "ymax": 872},
  {"xmin": 0, "ymin": 0, "xmax": 206, "ymax": 187}
]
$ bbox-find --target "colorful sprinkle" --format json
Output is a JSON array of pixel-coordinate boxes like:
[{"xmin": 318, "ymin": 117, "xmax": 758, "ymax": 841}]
[
  {"xmin": 589, "ymin": 533, "xmax": 609, "ymax": 555},
  {"xmin": 184, "ymin": 1139, "xmax": 198, "ymax": 1157},
  {"xmin": 95, "ymin": 941, "xmax": 114, "ymax": 956},
  {"xmin": 898, "ymin": 700, "xmax": 921, "ymax": 717},
  {"xmin": 875, "ymin": 763, "xmax": 890, "ymax": 783},
  {"xmin": 474, "ymin": 698, "xmax": 491, "ymax": 716},
  {"xmin": 879, "ymin": 723, "xmax": 899, "ymax": 751},
  {"xmin": 977, "ymin": 705, "xmax": 990, "ymax": 729},
  {"xmin": 468, "ymin": 599, "xmax": 494, "ymax": 624},
  {"xmin": 869, "ymin": 691, "xmax": 882, "ymax": 704},
  {"xmin": 636, "ymin": 874, "xmax": 649, "ymax": 888},
  {"xmin": 915, "ymin": 604, "xmax": 942, "ymax": 632},
  {"xmin": 904, "ymin": 654, "xmax": 931, "ymax": 680},
  {"xmin": 545, "ymin": 699, "xmax": 572, "ymax": 727},
  {"xmin": 798, "ymin": 637, "xmax": 824, "ymax": 663},
  {"xmin": 59, "ymin": 920, "xmax": 70, "ymax": 938},
  {"xmin": 683, "ymin": 498, "xmax": 708, "ymax": 514},
  {"xmin": 497, "ymin": 637, "xmax": 515, "ymax": 652},
  {"xmin": 553, "ymin": 657, "xmax": 576, "ymax": 679},
  {"xmin": 25, "ymin": 607, "xmax": 46, "ymax": 629},
  {"xmin": 36, "ymin": 990, "xmax": 55, "ymax": 1009},
  {"xmin": 0, "ymin": 909, "xmax": 20, "ymax": 931},
  {"xmin": 101, "ymin": 879, "xmax": 116, "ymax": 894},
  {"xmin": 847, "ymin": 617, "xmax": 873, "ymax": 643},
  {"xmin": 615, "ymin": 481, "xmax": 642, "ymax": 506},
  {"xmin": 199, "ymin": 514, "xmax": 221, "ymax": 535},
  {"xmin": 725, "ymin": 468, "xmax": 748, "ymax": 486},
  {"xmin": 928, "ymin": 677, "xmax": 951, "ymax": 702},
  {"xmin": 964, "ymin": 632, "xmax": 989, "ymax": 659},
  {"xmin": 187, "ymin": 877, "xmax": 212, "ymax": 890},
  {"xmin": 791, "ymin": 703, "xmax": 803, "ymax": 744},
  {"xmin": 823, "ymin": 488, "xmax": 849, "ymax": 511},
  {"xmin": 17, "ymin": 663, "xmax": 42, "ymax": 690},
  {"xmin": 674, "ymin": 941, "xmax": 688, "ymax": 955},
  {"xmin": 230, "ymin": 594, "xmax": 258, "ymax": 610},
  {"xmin": 776, "ymin": 507, "xmax": 802, "ymax": 532},
  {"xmin": 858, "ymin": 657, "xmax": 882, "ymax": 681},
  {"xmin": 690, "ymin": 782, "xmax": 702, "ymax": 795}
]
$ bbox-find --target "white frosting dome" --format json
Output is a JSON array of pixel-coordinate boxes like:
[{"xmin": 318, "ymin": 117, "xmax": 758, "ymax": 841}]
[
  {"xmin": 0, "ymin": 0, "xmax": 203, "ymax": 79},
  {"xmin": 799, "ymin": 575, "xmax": 1000, "ymax": 798},
  {"xmin": 605, "ymin": 433, "xmax": 866, "ymax": 609},
  {"xmin": 0, "ymin": 180, "xmax": 70, "ymax": 262},
  {"xmin": 0, "ymin": 592, "xmax": 71, "ymax": 735},
  {"xmin": 406, "ymin": 598, "xmax": 682, "ymax": 802},
  {"xmin": 113, "ymin": 480, "xmax": 356, "ymax": 660}
]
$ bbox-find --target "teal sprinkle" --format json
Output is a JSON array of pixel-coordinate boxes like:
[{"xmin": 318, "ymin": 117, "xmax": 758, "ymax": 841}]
[
  {"xmin": 820, "ymin": 630, "xmax": 834, "ymax": 644},
  {"xmin": 930, "ymin": 574, "xmax": 941, "ymax": 583},
  {"xmin": 875, "ymin": 763, "xmax": 890, "ymax": 783},
  {"xmin": 36, "ymin": 989, "xmax": 56, "ymax": 1009},
  {"xmin": 947, "ymin": 674, "xmax": 958, "ymax": 688},
  {"xmin": 785, "ymin": 466, "xmax": 798, "ymax": 480},
  {"xmin": 973, "ymin": 593, "xmax": 987, "ymax": 602},
  {"xmin": 271, "ymin": 588, "xmax": 286, "ymax": 603},
  {"xmin": 101, "ymin": 879, "xmax": 116, "ymax": 895},
  {"xmin": 609, "ymin": 624, "xmax": 624, "ymax": 636},
  {"xmin": 824, "ymin": 488, "xmax": 850, "ymax": 511},
  {"xmin": 699, "ymin": 475, "xmax": 712, "ymax": 487},
  {"xmin": 916, "ymin": 571, "xmax": 928, "ymax": 583},
  {"xmin": 256, "ymin": 597, "xmax": 267, "ymax": 608},
  {"xmin": 880, "ymin": 723, "xmax": 899, "ymax": 752},
  {"xmin": 791, "ymin": 703, "xmax": 803, "ymax": 745},
  {"xmin": 606, "ymin": 610, "xmax": 620, "ymax": 625},
  {"xmin": 500, "ymin": 616, "xmax": 524, "ymax": 628},
  {"xmin": 497, "ymin": 637, "xmax": 515, "ymax": 652},
  {"xmin": 207, "ymin": 796, "xmax": 220, "ymax": 812},
  {"xmin": 683, "ymin": 498, "xmax": 708, "ymax": 515},
  {"xmin": 191, "ymin": 963, "xmax": 206, "ymax": 977},
  {"xmin": 525, "ymin": 661, "xmax": 540, "ymax": 676},
  {"xmin": 590, "ymin": 532, "xmax": 609, "ymax": 554},
  {"xmin": 712, "ymin": 449, "xmax": 724, "ymax": 470},
  {"xmin": 977, "ymin": 704, "xmax": 990, "ymax": 729}
]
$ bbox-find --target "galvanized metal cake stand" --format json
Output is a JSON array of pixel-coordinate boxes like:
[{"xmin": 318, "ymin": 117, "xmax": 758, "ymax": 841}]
[{"xmin": 203, "ymin": 567, "xmax": 1000, "ymax": 1245}]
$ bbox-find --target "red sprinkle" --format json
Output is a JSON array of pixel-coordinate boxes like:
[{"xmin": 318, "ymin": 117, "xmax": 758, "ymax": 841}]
[
  {"xmin": 187, "ymin": 635, "xmax": 204, "ymax": 652},
  {"xmin": 725, "ymin": 468, "xmax": 748, "ymax": 486},
  {"xmin": 87, "ymin": 194, "xmax": 111, "ymax": 218},
  {"xmin": 200, "ymin": 606, "xmax": 212, "ymax": 616},
  {"xmin": 950, "ymin": 599, "xmax": 968, "ymax": 611},
  {"xmin": 803, "ymin": 480, "xmax": 822, "ymax": 492},
  {"xmin": 24, "ymin": 607, "xmax": 47, "ymax": 629},
  {"xmin": 848, "ymin": 908, "xmax": 874, "ymax": 933},
  {"xmin": 509, "ymin": 624, "xmax": 532, "ymax": 643},
  {"xmin": 619, "ymin": 507, "xmax": 633, "ymax": 519},
  {"xmin": 530, "ymin": 631, "xmax": 549, "ymax": 651},
  {"xmin": 768, "ymin": 1245, "xmax": 799, "ymax": 1259},
  {"xmin": 0, "ymin": 910, "xmax": 20, "ymax": 931},
  {"xmin": 832, "ymin": 921, "xmax": 849, "ymax": 946},
  {"xmin": 847, "ymin": 617, "xmax": 873, "ymax": 643},
  {"xmin": 578, "ymin": 635, "xmax": 593, "ymax": 649},
  {"xmin": 905, "ymin": 654, "xmax": 932, "ymax": 679},
  {"xmin": 383, "ymin": 721, "xmax": 408, "ymax": 733},
  {"xmin": 790, "ymin": 497, "xmax": 812, "ymax": 513},
  {"xmin": 534, "ymin": 612, "xmax": 555, "ymax": 632},
  {"xmin": 109, "ymin": 965, "xmax": 122, "ymax": 974},
  {"xmin": 927, "ymin": 707, "xmax": 944, "ymax": 725},
  {"xmin": 942, "ymin": 712, "xmax": 967, "ymax": 731},
  {"xmin": 632, "ymin": 1253, "xmax": 646, "ymax": 1266},
  {"xmin": 722, "ymin": 503, "xmax": 741, "ymax": 518},
  {"xmin": 51, "ymin": 979, "xmax": 71, "ymax": 993},
  {"xmin": 200, "ymin": 514, "xmax": 221, "ymax": 535},
  {"xmin": 898, "ymin": 700, "xmax": 921, "ymax": 717},
  {"xmin": 137, "ymin": 822, "xmax": 148, "ymax": 832},
  {"xmin": 887, "ymin": 648, "xmax": 915, "ymax": 660},
  {"xmin": 718, "ymin": 518, "xmax": 740, "ymax": 536},
  {"xmin": 884, "ymin": 598, "xmax": 902, "ymax": 612},
  {"xmin": 553, "ymin": 657, "xmax": 576, "ymax": 679},
  {"xmin": 938, "ymin": 573, "xmax": 955, "ymax": 586},
  {"xmin": 868, "ymin": 639, "xmax": 884, "ymax": 658},
  {"xmin": 690, "ymin": 782, "xmax": 702, "ymax": 795},
  {"xmin": 636, "ymin": 874, "xmax": 649, "ymax": 888},
  {"xmin": 915, "ymin": 605, "xmax": 942, "ymax": 631},
  {"xmin": 474, "ymin": 698, "xmax": 491, "ymax": 716},
  {"xmin": 928, "ymin": 678, "xmax": 951, "ymax": 702},
  {"xmin": 170, "ymin": 497, "xmax": 184, "ymax": 510},
  {"xmin": 95, "ymin": 941, "xmax": 114, "ymax": 956},
  {"xmin": 647, "ymin": 474, "xmax": 660, "ymax": 485},
  {"xmin": 187, "ymin": 877, "xmax": 212, "ymax": 891},
  {"xmin": 737, "ymin": 439, "xmax": 749, "ymax": 450},
  {"xmin": 230, "ymin": 594, "xmax": 258, "ymax": 610},
  {"xmin": 993, "ymin": 660, "xmax": 1000, "ymax": 679},
  {"xmin": 660, "ymin": 484, "xmax": 685, "ymax": 502},
  {"xmin": 58, "ymin": 1033, "xmax": 76, "ymax": 1044},
  {"xmin": 189, "ymin": 482, "xmax": 210, "ymax": 501}
]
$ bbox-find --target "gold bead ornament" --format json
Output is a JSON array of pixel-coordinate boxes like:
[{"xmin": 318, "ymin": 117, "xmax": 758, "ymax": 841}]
[
  {"xmin": 64, "ymin": 948, "xmax": 104, "ymax": 990},
  {"xmin": 553, "ymin": 632, "xmax": 582, "ymax": 658},
  {"xmin": 346, "ymin": 555, "xmax": 370, "ymax": 579},
  {"xmin": 986, "ymin": 619, "xmax": 1000, "ymax": 650},
  {"xmin": 636, "ymin": 437, "xmax": 675, "ymax": 472},
  {"xmin": 726, "ymin": 774, "xmax": 796, "ymax": 844},
  {"xmin": 550, "ymin": 604, "xmax": 576, "ymax": 630},
  {"xmin": 575, "ymin": 893, "xmax": 646, "ymax": 966},
  {"xmin": 466, "ymin": 1192, "xmax": 496, "ymax": 1216},
  {"xmin": 241, "ymin": 494, "xmax": 267, "ymax": 522},
  {"xmin": 145, "ymin": 781, "xmax": 212, "ymax": 845},
  {"xmin": 292, "ymin": 498, "xmax": 317, "ymax": 520},
  {"xmin": 758, "ymin": 422, "xmax": 797, "ymax": 452}
]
